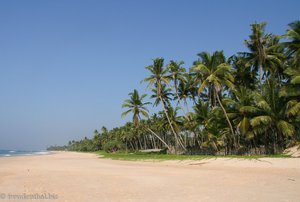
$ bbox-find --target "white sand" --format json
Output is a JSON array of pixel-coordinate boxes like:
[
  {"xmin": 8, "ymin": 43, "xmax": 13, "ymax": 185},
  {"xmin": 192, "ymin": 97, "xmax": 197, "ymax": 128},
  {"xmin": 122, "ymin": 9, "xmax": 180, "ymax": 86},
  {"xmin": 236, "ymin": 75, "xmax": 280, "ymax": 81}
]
[{"xmin": 0, "ymin": 152, "xmax": 299, "ymax": 202}]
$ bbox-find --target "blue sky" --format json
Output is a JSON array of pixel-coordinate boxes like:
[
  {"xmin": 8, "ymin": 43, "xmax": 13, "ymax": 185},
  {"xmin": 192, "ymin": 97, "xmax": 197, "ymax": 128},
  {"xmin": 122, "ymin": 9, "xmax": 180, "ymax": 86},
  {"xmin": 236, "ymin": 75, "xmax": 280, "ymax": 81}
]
[{"xmin": 0, "ymin": 0, "xmax": 299, "ymax": 150}]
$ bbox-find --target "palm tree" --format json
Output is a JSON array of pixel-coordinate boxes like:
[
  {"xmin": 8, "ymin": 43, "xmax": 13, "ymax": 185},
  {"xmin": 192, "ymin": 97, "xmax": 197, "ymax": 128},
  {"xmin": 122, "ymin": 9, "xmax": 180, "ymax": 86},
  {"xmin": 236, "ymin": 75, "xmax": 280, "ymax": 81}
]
[
  {"xmin": 122, "ymin": 89, "xmax": 171, "ymax": 150},
  {"xmin": 250, "ymin": 79, "xmax": 296, "ymax": 154},
  {"xmin": 192, "ymin": 51, "xmax": 237, "ymax": 148},
  {"xmin": 150, "ymin": 84, "xmax": 173, "ymax": 107},
  {"xmin": 178, "ymin": 73, "xmax": 198, "ymax": 110},
  {"xmin": 244, "ymin": 22, "xmax": 268, "ymax": 84},
  {"xmin": 223, "ymin": 87, "xmax": 260, "ymax": 149},
  {"xmin": 167, "ymin": 61, "xmax": 189, "ymax": 115},
  {"xmin": 122, "ymin": 89, "xmax": 150, "ymax": 126},
  {"xmin": 242, "ymin": 23, "xmax": 284, "ymax": 85},
  {"xmin": 284, "ymin": 20, "xmax": 300, "ymax": 64},
  {"xmin": 229, "ymin": 55, "xmax": 256, "ymax": 90},
  {"xmin": 193, "ymin": 101, "xmax": 227, "ymax": 153},
  {"xmin": 280, "ymin": 67, "xmax": 300, "ymax": 98},
  {"xmin": 167, "ymin": 60, "xmax": 186, "ymax": 95},
  {"xmin": 144, "ymin": 58, "xmax": 186, "ymax": 151},
  {"xmin": 160, "ymin": 106, "xmax": 184, "ymax": 144}
]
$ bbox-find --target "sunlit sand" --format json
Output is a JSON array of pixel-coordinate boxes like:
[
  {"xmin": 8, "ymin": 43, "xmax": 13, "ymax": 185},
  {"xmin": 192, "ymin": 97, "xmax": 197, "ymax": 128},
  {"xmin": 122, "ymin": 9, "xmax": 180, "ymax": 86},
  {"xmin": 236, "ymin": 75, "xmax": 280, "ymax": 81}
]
[{"xmin": 0, "ymin": 152, "xmax": 299, "ymax": 202}]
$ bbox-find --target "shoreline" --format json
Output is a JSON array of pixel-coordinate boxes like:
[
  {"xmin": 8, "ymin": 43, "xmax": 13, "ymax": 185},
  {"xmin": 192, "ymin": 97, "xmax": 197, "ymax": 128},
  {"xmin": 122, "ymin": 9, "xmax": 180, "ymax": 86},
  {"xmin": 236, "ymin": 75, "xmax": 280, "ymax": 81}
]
[
  {"xmin": 0, "ymin": 150, "xmax": 52, "ymax": 158},
  {"xmin": 1, "ymin": 151, "xmax": 299, "ymax": 202}
]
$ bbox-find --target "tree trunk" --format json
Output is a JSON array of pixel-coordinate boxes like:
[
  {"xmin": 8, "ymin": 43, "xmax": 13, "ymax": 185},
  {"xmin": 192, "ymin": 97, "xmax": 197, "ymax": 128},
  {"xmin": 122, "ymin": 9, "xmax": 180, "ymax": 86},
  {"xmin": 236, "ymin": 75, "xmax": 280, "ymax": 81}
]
[
  {"xmin": 144, "ymin": 136, "xmax": 147, "ymax": 150},
  {"xmin": 138, "ymin": 138, "xmax": 143, "ymax": 149},
  {"xmin": 160, "ymin": 96, "xmax": 186, "ymax": 152},
  {"xmin": 215, "ymin": 90, "xmax": 237, "ymax": 149},
  {"xmin": 147, "ymin": 128, "xmax": 171, "ymax": 150},
  {"xmin": 129, "ymin": 141, "xmax": 134, "ymax": 150},
  {"xmin": 259, "ymin": 63, "xmax": 263, "ymax": 85}
]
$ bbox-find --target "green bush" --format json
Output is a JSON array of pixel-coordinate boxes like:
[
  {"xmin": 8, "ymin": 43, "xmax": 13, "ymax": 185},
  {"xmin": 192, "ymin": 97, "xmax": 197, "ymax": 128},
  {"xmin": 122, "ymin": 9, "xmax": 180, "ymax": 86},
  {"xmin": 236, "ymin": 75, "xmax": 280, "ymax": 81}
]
[{"xmin": 103, "ymin": 140, "xmax": 125, "ymax": 153}]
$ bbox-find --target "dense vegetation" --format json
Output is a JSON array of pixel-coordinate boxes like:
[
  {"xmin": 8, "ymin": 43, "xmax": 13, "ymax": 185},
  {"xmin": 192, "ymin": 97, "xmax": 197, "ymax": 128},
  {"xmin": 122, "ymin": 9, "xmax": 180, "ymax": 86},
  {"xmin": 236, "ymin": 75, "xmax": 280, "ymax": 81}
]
[{"xmin": 48, "ymin": 21, "xmax": 300, "ymax": 155}]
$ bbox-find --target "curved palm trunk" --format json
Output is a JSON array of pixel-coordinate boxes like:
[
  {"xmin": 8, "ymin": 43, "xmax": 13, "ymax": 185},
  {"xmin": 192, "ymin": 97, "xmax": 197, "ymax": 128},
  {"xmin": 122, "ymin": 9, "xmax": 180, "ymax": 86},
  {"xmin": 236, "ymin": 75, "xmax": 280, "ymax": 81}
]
[
  {"xmin": 174, "ymin": 81, "xmax": 194, "ymax": 149},
  {"xmin": 146, "ymin": 128, "xmax": 171, "ymax": 150},
  {"xmin": 136, "ymin": 115, "xmax": 171, "ymax": 150},
  {"xmin": 159, "ymin": 96, "xmax": 186, "ymax": 152},
  {"xmin": 215, "ymin": 90, "xmax": 237, "ymax": 149}
]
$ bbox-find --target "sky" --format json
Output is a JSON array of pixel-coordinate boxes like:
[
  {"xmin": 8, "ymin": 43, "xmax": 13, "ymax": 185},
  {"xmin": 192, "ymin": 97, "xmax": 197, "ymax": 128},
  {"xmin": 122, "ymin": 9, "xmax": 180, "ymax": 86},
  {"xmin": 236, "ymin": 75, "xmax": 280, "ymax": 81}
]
[{"xmin": 0, "ymin": 0, "xmax": 299, "ymax": 150}]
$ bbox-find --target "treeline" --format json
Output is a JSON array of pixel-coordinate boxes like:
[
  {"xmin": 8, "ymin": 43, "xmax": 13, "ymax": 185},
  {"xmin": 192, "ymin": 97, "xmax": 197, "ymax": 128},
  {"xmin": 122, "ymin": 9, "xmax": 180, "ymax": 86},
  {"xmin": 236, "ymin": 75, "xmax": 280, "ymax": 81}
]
[{"xmin": 48, "ymin": 21, "xmax": 300, "ymax": 155}]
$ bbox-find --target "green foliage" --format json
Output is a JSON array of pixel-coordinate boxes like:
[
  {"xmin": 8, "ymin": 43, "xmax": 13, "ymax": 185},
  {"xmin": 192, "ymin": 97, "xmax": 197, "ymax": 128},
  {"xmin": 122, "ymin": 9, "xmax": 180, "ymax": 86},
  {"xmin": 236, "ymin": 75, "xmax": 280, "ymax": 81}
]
[
  {"xmin": 48, "ymin": 20, "xmax": 300, "ymax": 156},
  {"xmin": 103, "ymin": 140, "xmax": 125, "ymax": 153}
]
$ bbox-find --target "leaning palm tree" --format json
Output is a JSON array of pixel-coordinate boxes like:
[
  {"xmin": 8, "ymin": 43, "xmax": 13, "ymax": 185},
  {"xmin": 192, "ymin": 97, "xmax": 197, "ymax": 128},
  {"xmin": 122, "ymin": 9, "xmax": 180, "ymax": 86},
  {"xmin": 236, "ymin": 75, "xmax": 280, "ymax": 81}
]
[
  {"xmin": 121, "ymin": 89, "xmax": 171, "ymax": 150},
  {"xmin": 160, "ymin": 106, "xmax": 185, "ymax": 144},
  {"xmin": 192, "ymin": 51, "xmax": 237, "ymax": 148},
  {"xmin": 144, "ymin": 58, "xmax": 186, "ymax": 151}
]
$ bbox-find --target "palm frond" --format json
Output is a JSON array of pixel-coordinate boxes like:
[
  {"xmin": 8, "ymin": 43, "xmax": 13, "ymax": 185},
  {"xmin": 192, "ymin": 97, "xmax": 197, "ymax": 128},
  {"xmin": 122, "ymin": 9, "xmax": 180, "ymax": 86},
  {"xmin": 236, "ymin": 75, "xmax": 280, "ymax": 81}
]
[
  {"xmin": 250, "ymin": 116, "xmax": 272, "ymax": 127},
  {"xmin": 277, "ymin": 120, "xmax": 295, "ymax": 137}
]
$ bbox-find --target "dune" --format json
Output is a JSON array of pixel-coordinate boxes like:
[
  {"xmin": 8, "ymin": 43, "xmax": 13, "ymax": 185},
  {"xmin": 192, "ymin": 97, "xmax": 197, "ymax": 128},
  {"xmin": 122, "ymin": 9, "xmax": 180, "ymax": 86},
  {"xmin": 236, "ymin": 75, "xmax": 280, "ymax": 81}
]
[{"xmin": 0, "ymin": 152, "xmax": 299, "ymax": 202}]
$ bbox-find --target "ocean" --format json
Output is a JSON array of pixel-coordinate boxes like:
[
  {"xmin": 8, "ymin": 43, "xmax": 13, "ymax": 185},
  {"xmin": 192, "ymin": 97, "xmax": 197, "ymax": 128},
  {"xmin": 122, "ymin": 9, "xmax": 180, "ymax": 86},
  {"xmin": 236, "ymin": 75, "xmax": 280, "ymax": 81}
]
[{"xmin": 0, "ymin": 150, "xmax": 51, "ymax": 157}]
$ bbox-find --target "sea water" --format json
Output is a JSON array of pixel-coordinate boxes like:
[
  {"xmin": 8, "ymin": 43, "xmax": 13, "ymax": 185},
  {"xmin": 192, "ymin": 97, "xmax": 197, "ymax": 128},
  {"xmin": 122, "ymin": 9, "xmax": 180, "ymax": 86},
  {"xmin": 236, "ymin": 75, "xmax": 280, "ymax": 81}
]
[{"xmin": 0, "ymin": 150, "xmax": 51, "ymax": 157}]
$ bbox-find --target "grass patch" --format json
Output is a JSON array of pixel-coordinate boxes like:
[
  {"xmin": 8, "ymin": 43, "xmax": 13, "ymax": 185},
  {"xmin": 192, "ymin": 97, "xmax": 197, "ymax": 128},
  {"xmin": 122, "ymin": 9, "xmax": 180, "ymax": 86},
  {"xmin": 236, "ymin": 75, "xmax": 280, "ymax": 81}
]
[{"xmin": 94, "ymin": 151, "xmax": 291, "ymax": 161}]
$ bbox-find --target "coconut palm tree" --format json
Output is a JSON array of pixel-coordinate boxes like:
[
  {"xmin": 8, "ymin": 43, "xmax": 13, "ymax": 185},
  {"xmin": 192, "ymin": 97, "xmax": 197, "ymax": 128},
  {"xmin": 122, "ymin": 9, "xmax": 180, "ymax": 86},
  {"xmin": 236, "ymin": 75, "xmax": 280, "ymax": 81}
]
[
  {"xmin": 192, "ymin": 51, "xmax": 237, "ymax": 148},
  {"xmin": 167, "ymin": 60, "xmax": 186, "ymax": 95},
  {"xmin": 229, "ymin": 55, "xmax": 256, "ymax": 90},
  {"xmin": 167, "ymin": 61, "xmax": 189, "ymax": 115},
  {"xmin": 243, "ymin": 22, "xmax": 268, "ymax": 84},
  {"xmin": 144, "ymin": 58, "xmax": 186, "ymax": 151},
  {"xmin": 280, "ymin": 67, "xmax": 300, "ymax": 98},
  {"xmin": 150, "ymin": 84, "xmax": 173, "ymax": 107},
  {"xmin": 122, "ymin": 89, "xmax": 171, "ymax": 150},
  {"xmin": 160, "ymin": 107, "xmax": 184, "ymax": 143},
  {"xmin": 193, "ymin": 101, "xmax": 227, "ymax": 153},
  {"xmin": 223, "ymin": 87, "xmax": 260, "ymax": 149},
  {"xmin": 178, "ymin": 73, "xmax": 198, "ymax": 110},
  {"xmin": 242, "ymin": 22, "xmax": 285, "ymax": 85},
  {"xmin": 122, "ymin": 89, "xmax": 150, "ymax": 126},
  {"xmin": 250, "ymin": 79, "xmax": 296, "ymax": 154}
]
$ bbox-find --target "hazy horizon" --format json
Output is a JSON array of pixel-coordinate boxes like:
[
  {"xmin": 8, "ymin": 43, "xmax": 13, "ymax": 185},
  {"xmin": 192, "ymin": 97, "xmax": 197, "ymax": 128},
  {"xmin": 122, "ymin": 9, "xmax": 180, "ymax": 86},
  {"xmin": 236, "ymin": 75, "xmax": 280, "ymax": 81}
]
[{"xmin": 1, "ymin": 0, "xmax": 299, "ymax": 150}]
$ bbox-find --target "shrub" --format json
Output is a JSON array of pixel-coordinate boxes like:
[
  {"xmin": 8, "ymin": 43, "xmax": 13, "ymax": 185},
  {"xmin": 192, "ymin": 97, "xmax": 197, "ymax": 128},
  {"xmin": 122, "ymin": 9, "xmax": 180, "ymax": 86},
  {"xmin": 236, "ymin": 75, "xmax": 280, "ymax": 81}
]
[{"xmin": 103, "ymin": 140, "xmax": 125, "ymax": 153}]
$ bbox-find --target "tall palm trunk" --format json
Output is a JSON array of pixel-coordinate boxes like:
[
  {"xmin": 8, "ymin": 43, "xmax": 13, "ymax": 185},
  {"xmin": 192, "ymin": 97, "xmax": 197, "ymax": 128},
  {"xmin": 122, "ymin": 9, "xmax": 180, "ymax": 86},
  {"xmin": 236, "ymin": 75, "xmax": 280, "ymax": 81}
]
[
  {"xmin": 215, "ymin": 90, "xmax": 237, "ymax": 149},
  {"xmin": 174, "ymin": 81, "xmax": 192, "ymax": 149},
  {"xmin": 259, "ymin": 64, "xmax": 263, "ymax": 84},
  {"xmin": 137, "ymin": 115, "xmax": 171, "ymax": 150},
  {"xmin": 159, "ymin": 95, "xmax": 186, "ymax": 152},
  {"xmin": 146, "ymin": 128, "xmax": 171, "ymax": 150}
]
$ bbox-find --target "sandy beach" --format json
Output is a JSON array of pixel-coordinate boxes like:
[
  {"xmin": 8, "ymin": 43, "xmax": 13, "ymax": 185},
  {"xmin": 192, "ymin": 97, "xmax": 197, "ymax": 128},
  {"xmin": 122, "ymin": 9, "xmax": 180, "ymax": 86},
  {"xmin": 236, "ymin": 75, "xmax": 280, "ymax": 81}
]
[{"xmin": 0, "ymin": 152, "xmax": 299, "ymax": 202}]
